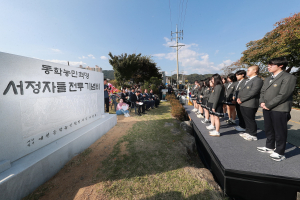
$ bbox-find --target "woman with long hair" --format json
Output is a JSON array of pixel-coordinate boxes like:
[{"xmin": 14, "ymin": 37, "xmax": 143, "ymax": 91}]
[
  {"xmin": 206, "ymin": 74, "xmax": 225, "ymax": 137},
  {"xmin": 224, "ymin": 73, "xmax": 237, "ymax": 124},
  {"xmin": 201, "ymin": 78, "xmax": 212, "ymax": 124},
  {"xmin": 191, "ymin": 81, "xmax": 199, "ymax": 112},
  {"xmin": 116, "ymin": 99, "xmax": 130, "ymax": 117},
  {"xmin": 222, "ymin": 76, "xmax": 228, "ymax": 117},
  {"xmin": 196, "ymin": 80, "xmax": 205, "ymax": 118}
]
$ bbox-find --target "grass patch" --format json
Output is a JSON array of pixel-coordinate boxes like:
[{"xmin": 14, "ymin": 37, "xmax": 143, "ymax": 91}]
[
  {"xmin": 64, "ymin": 148, "xmax": 92, "ymax": 172},
  {"xmin": 97, "ymin": 102, "xmax": 226, "ymax": 199}
]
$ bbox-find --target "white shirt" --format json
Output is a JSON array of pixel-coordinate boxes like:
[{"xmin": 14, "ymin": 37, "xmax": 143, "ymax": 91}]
[
  {"xmin": 227, "ymin": 82, "xmax": 232, "ymax": 89},
  {"xmin": 270, "ymin": 71, "xmax": 283, "ymax": 82},
  {"xmin": 236, "ymin": 79, "xmax": 243, "ymax": 90},
  {"xmin": 244, "ymin": 75, "xmax": 257, "ymax": 85}
]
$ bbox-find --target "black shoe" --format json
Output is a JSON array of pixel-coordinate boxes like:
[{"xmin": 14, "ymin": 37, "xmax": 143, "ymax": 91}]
[
  {"xmin": 142, "ymin": 112, "xmax": 147, "ymax": 114},
  {"xmin": 136, "ymin": 113, "xmax": 142, "ymax": 116}
]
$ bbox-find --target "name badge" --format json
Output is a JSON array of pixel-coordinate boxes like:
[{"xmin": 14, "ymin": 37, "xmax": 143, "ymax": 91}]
[
  {"xmin": 247, "ymin": 86, "xmax": 250, "ymax": 89},
  {"xmin": 239, "ymin": 87, "xmax": 241, "ymax": 89},
  {"xmin": 274, "ymin": 84, "xmax": 277, "ymax": 87},
  {"xmin": 231, "ymin": 87, "xmax": 233, "ymax": 89}
]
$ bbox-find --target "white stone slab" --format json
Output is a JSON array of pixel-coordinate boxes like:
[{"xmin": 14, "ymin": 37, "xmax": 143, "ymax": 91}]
[
  {"xmin": 0, "ymin": 114, "xmax": 117, "ymax": 200},
  {"xmin": 0, "ymin": 52, "xmax": 105, "ymax": 165}
]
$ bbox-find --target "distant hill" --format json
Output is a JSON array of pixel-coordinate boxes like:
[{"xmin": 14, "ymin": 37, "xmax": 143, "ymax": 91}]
[
  {"xmin": 169, "ymin": 73, "xmax": 214, "ymax": 84},
  {"xmin": 103, "ymin": 70, "xmax": 115, "ymax": 80},
  {"xmin": 103, "ymin": 71, "xmax": 215, "ymax": 83}
]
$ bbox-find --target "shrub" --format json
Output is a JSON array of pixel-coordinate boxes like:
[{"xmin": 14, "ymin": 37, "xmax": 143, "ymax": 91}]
[{"xmin": 166, "ymin": 94, "xmax": 187, "ymax": 121}]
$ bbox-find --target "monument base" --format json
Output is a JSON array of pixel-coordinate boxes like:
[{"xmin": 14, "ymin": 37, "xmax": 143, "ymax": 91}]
[{"xmin": 0, "ymin": 114, "xmax": 117, "ymax": 200}]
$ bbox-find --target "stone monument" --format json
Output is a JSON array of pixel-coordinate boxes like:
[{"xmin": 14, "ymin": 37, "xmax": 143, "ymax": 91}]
[{"xmin": 0, "ymin": 52, "xmax": 117, "ymax": 200}]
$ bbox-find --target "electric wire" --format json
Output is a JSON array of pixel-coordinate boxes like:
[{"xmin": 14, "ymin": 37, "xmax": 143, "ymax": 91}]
[
  {"xmin": 182, "ymin": 0, "xmax": 188, "ymax": 29},
  {"xmin": 169, "ymin": 0, "xmax": 172, "ymax": 33}
]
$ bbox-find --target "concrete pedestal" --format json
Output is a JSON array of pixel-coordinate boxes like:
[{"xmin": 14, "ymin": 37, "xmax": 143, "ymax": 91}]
[{"xmin": 0, "ymin": 114, "xmax": 117, "ymax": 200}]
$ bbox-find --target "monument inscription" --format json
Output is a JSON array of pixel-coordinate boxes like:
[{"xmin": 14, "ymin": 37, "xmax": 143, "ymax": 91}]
[{"xmin": 0, "ymin": 52, "xmax": 104, "ymax": 165}]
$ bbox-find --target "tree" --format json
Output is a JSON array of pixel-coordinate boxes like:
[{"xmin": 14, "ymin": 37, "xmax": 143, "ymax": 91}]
[
  {"xmin": 240, "ymin": 12, "xmax": 300, "ymax": 74},
  {"xmin": 108, "ymin": 52, "xmax": 161, "ymax": 85},
  {"xmin": 108, "ymin": 52, "xmax": 141, "ymax": 86},
  {"xmin": 221, "ymin": 60, "xmax": 248, "ymax": 75},
  {"xmin": 132, "ymin": 55, "xmax": 162, "ymax": 84}
]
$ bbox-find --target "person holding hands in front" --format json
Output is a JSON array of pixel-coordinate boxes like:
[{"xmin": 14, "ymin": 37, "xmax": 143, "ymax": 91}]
[
  {"xmin": 237, "ymin": 66, "xmax": 263, "ymax": 141},
  {"xmin": 206, "ymin": 74, "xmax": 225, "ymax": 137},
  {"xmin": 257, "ymin": 57, "xmax": 297, "ymax": 161}
]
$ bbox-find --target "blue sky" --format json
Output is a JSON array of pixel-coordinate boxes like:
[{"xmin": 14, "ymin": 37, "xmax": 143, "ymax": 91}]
[{"xmin": 1, "ymin": 0, "xmax": 299, "ymax": 75}]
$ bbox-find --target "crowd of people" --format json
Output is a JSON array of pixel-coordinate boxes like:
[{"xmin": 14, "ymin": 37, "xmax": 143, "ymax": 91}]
[
  {"xmin": 190, "ymin": 57, "xmax": 297, "ymax": 162},
  {"xmin": 104, "ymin": 81, "xmax": 161, "ymax": 117}
]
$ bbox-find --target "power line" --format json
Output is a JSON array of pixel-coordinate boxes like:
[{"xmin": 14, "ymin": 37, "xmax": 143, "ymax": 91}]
[
  {"xmin": 182, "ymin": 0, "xmax": 188, "ymax": 29},
  {"xmin": 169, "ymin": 0, "xmax": 172, "ymax": 32},
  {"xmin": 170, "ymin": 25, "xmax": 185, "ymax": 89},
  {"xmin": 177, "ymin": 0, "xmax": 181, "ymax": 26},
  {"xmin": 179, "ymin": 0, "xmax": 185, "ymax": 30}
]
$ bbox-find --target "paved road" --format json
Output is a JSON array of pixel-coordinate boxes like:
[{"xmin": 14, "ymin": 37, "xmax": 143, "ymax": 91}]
[{"xmin": 256, "ymin": 108, "xmax": 300, "ymax": 147}]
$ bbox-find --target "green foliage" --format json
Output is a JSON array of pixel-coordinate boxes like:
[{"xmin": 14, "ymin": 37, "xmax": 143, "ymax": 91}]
[
  {"xmin": 169, "ymin": 74, "xmax": 213, "ymax": 84},
  {"xmin": 240, "ymin": 13, "xmax": 300, "ymax": 75},
  {"xmin": 108, "ymin": 52, "xmax": 162, "ymax": 86},
  {"xmin": 141, "ymin": 81, "xmax": 150, "ymax": 93},
  {"xmin": 103, "ymin": 70, "xmax": 115, "ymax": 80}
]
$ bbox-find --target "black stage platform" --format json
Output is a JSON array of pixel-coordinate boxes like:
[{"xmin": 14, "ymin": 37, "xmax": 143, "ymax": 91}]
[{"xmin": 184, "ymin": 105, "xmax": 300, "ymax": 200}]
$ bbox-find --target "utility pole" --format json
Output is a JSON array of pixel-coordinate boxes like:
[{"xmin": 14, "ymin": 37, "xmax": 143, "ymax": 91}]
[{"xmin": 170, "ymin": 24, "xmax": 185, "ymax": 89}]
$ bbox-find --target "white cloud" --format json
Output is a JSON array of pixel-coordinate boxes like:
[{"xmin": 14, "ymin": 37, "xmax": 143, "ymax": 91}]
[
  {"xmin": 51, "ymin": 48, "xmax": 61, "ymax": 53},
  {"xmin": 78, "ymin": 56, "xmax": 88, "ymax": 59},
  {"xmin": 88, "ymin": 54, "xmax": 95, "ymax": 59},
  {"xmin": 100, "ymin": 56, "xmax": 108, "ymax": 60},
  {"xmin": 217, "ymin": 59, "xmax": 233, "ymax": 69},
  {"xmin": 47, "ymin": 59, "xmax": 87, "ymax": 67},
  {"xmin": 152, "ymin": 53, "xmax": 165, "ymax": 59},
  {"xmin": 153, "ymin": 38, "xmax": 234, "ymax": 74}
]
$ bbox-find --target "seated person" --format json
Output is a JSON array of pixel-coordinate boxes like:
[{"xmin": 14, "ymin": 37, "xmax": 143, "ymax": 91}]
[
  {"xmin": 142, "ymin": 89, "xmax": 155, "ymax": 110},
  {"xmin": 130, "ymin": 90, "xmax": 146, "ymax": 115},
  {"xmin": 116, "ymin": 99, "xmax": 130, "ymax": 117},
  {"xmin": 121, "ymin": 89, "xmax": 129, "ymax": 104},
  {"xmin": 149, "ymin": 89, "xmax": 160, "ymax": 108}
]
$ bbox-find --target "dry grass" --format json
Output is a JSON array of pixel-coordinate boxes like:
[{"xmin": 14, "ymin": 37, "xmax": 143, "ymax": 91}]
[{"xmin": 23, "ymin": 102, "xmax": 226, "ymax": 200}]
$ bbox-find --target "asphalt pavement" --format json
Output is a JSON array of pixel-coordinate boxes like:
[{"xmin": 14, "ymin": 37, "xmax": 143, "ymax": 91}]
[{"xmin": 256, "ymin": 108, "xmax": 300, "ymax": 147}]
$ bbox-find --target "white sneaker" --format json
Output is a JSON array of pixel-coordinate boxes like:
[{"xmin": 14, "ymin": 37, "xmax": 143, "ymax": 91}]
[
  {"xmin": 235, "ymin": 126, "xmax": 246, "ymax": 132},
  {"xmin": 270, "ymin": 152, "xmax": 286, "ymax": 161},
  {"xmin": 209, "ymin": 130, "xmax": 220, "ymax": 137},
  {"xmin": 239, "ymin": 133, "xmax": 249, "ymax": 137},
  {"xmin": 206, "ymin": 125, "xmax": 215, "ymax": 130},
  {"xmin": 243, "ymin": 135, "xmax": 258, "ymax": 141},
  {"xmin": 126, "ymin": 113, "xmax": 130, "ymax": 117},
  {"xmin": 201, "ymin": 119, "xmax": 210, "ymax": 124},
  {"xmin": 257, "ymin": 147, "xmax": 274, "ymax": 154},
  {"xmin": 197, "ymin": 114, "xmax": 204, "ymax": 118},
  {"xmin": 192, "ymin": 108, "xmax": 197, "ymax": 112},
  {"xmin": 124, "ymin": 113, "xmax": 128, "ymax": 117}
]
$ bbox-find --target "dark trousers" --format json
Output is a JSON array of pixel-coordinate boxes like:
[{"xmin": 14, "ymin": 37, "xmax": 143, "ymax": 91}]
[
  {"xmin": 235, "ymin": 104, "xmax": 245, "ymax": 129},
  {"xmin": 137, "ymin": 103, "xmax": 146, "ymax": 114},
  {"xmin": 240, "ymin": 106, "xmax": 258, "ymax": 136},
  {"xmin": 263, "ymin": 110, "xmax": 291, "ymax": 155},
  {"xmin": 154, "ymin": 99, "xmax": 160, "ymax": 107},
  {"xmin": 143, "ymin": 101, "xmax": 152, "ymax": 109},
  {"xmin": 104, "ymin": 97, "xmax": 109, "ymax": 112}
]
